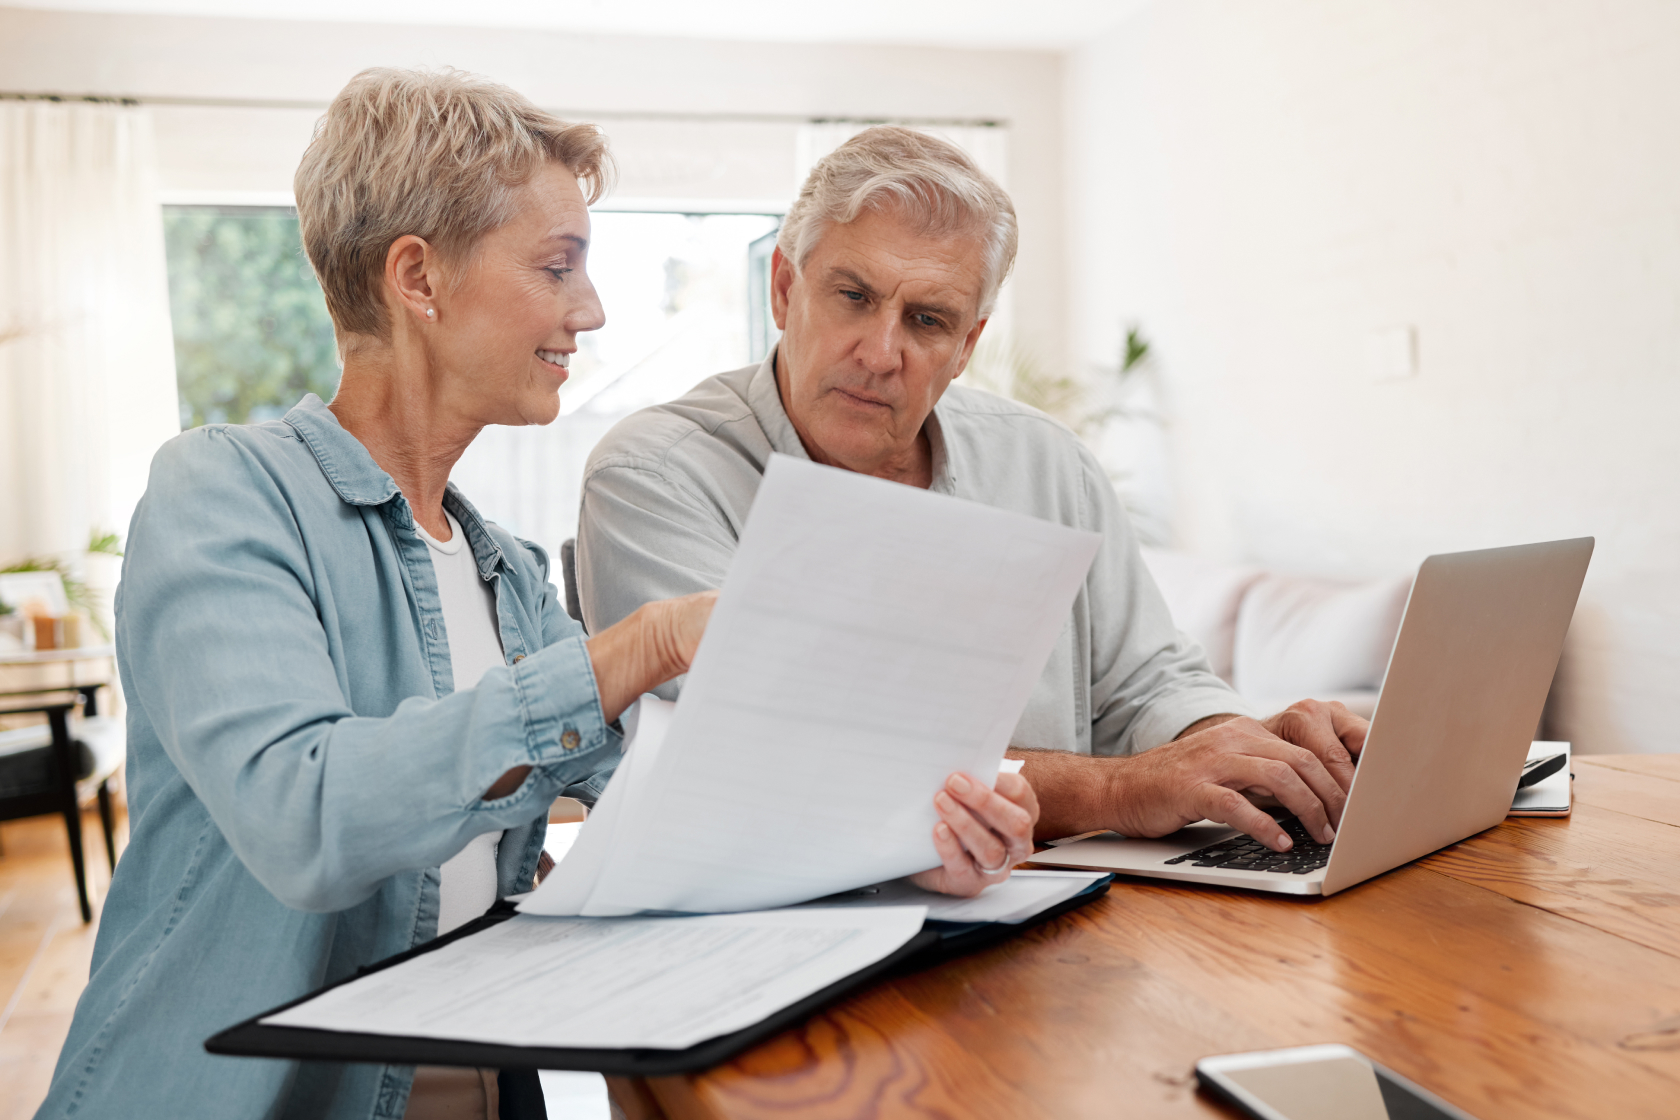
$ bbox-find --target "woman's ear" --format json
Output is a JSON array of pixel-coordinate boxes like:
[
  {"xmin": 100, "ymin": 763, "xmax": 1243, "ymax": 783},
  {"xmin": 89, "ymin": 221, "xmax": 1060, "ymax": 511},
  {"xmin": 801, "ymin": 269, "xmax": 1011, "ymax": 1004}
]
[{"xmin": 384, "ymin": 235, "xmax": 439, "ymax": 325}]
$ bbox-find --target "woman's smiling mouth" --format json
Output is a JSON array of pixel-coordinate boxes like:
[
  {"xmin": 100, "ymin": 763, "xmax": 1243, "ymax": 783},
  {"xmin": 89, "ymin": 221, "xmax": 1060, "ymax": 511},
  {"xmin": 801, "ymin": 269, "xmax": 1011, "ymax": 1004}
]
[{"xmin": 537, "ymin": 349, "xmax": 570, "ymax": 370}]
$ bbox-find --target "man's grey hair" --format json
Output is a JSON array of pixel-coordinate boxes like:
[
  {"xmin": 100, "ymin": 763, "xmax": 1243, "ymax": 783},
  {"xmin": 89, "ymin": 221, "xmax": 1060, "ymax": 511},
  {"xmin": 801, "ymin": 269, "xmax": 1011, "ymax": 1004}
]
[{"xmin": 776, "ymin": 126, "xmax": 1018, "ymax": 319}]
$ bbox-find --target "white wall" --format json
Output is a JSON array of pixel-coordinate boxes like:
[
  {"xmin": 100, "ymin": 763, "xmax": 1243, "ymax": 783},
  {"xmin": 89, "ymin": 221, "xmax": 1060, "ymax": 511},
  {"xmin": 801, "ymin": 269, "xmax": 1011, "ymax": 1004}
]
[
  {"xmin": 0, "ymin": 6, "xmax": 1068, "ymax": 370},
  {"xmin": 1068, "ymin": 1, "xmax": 1680, "ymax": 753}
]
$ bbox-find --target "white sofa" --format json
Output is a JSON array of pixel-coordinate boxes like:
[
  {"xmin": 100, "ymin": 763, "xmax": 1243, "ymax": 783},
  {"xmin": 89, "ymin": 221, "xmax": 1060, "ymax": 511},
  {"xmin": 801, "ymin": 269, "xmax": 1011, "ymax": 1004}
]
[{"xmin": 1139, "ymin": 548, "xmax": 1412, "ymax": 719}]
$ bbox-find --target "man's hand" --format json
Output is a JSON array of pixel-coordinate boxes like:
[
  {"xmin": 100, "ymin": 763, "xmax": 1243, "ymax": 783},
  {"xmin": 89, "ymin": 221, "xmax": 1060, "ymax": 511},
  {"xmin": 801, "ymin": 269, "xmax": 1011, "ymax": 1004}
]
[
  {"xmin": 1107, "ymin": 716, "xmax": 1349, "ymax": 850},
  {"xmin": 1015, "ymin": 698, "xmax": 1372, "ymax": 853},
  {"xmin": 1261, "ymin": 698, "xmax": 1369, "ymax": 795},
  {"xmin": 910, "ymin": 771, "xmax": 1039, "ymax": 897}
]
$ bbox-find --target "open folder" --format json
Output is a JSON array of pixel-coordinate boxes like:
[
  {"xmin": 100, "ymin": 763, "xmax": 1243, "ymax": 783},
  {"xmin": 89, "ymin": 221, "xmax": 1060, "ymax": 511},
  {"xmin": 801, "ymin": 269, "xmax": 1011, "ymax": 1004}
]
[
  {"xmin": 207, "ymin": 872, "xmax": 1114, "ymax": 1075},
  {"xmin": 207, "ymin": 455, "xmax": 1109, "ymax": 1074}
]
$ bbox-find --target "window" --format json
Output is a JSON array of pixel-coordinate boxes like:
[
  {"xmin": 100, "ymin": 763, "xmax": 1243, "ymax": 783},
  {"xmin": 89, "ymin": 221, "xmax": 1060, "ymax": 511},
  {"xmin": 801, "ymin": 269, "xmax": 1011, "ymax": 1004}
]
[
  {"xmin": 162, "ymin": 206, "xmax": 339, "ymax": 429},
  {"xmin": 161, "ymin": 205, "xmax": 780, "ymax": 556}
]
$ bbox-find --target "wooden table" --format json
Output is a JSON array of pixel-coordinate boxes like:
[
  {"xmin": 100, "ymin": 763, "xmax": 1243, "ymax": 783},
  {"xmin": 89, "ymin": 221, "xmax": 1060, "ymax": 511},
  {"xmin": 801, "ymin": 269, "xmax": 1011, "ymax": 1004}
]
[{"xmin": 611, "ymin": 756, "xmax": 1680, "ymax": 1120}]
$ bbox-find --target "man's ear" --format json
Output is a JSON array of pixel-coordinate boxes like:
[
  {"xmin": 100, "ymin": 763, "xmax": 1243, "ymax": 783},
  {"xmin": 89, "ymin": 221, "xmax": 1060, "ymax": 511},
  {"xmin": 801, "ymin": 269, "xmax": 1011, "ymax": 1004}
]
[
  {"xmin": 384, "ymin": 235, "xmax": 439, "ymax": 327},
  {"xmin": 769, "ymin": 246, "xmax": 796, "ymax": 331},
  {"xmin": 952, "ymin": 317, "xmax": 989, "ymax": 380}
]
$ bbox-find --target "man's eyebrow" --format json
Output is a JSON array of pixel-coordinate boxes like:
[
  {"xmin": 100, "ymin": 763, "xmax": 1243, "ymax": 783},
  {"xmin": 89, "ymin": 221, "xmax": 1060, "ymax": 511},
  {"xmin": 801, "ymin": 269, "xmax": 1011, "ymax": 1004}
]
[
  {"xmin": 905, "ymin": 296, "xmax": 962, "ymax": 321},
  {"xmin": 828, "ymin": 268, "xmax": 878, "ymax": 298},
  {"xmin": 829, "ymin": 266, "xmax": 962, "ymax": 321}
]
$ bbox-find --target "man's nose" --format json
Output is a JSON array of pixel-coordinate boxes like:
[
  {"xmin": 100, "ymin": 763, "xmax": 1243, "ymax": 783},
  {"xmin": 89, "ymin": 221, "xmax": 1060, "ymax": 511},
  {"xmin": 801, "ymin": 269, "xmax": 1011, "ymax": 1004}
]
[{"xmin": 855, "ymin": 309, "xmax": 903, "ymax": 375}]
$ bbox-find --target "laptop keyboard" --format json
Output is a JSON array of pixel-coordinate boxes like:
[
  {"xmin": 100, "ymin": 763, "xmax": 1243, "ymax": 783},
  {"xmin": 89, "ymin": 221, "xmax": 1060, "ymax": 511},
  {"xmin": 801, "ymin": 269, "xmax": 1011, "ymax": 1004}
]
[{"xmin": 1161, "ymin": 817, "xmax": 1332, "ymax": 875}]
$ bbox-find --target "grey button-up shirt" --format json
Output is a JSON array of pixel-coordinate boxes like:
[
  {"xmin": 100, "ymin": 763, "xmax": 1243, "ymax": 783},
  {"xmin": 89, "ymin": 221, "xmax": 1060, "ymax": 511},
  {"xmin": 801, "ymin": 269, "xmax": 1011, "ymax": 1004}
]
[{"xmin": 577, "ymin": 354, "xmax": 1249, "ymax": 757}]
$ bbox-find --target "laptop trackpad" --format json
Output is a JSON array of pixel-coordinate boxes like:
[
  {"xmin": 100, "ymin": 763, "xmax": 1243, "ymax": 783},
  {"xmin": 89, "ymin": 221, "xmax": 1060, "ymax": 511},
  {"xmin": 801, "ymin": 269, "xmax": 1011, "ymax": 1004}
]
[{"xmin": 1038, "ymin": 821, "xmax": 1242, "ymax": 871}]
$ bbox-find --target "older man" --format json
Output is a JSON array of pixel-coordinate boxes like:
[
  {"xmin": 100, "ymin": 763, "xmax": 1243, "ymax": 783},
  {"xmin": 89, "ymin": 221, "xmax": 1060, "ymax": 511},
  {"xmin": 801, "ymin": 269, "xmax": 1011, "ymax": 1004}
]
[{"xmin": 576, "ymin": 126, "xmax": 1366, "ymax": 855}]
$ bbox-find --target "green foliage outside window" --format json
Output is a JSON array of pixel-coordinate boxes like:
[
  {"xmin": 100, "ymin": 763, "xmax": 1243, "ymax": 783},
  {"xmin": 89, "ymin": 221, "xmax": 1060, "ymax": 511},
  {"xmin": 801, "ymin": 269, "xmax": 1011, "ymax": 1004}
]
[{"xmin": 163, "ymin": 206, "xmax": 341, "ymax": 428}]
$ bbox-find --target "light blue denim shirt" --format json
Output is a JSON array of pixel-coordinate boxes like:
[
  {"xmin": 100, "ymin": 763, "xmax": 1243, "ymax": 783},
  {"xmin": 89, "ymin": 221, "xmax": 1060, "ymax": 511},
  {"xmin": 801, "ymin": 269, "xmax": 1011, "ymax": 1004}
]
[{"xmin": 38, "ymin": 395, "xmax": 619, "ymax": 1120}]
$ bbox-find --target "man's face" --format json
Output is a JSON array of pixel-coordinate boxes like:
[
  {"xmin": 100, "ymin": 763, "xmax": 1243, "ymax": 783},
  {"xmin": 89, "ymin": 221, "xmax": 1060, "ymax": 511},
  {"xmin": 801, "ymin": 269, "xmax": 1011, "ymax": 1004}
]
[{"xmin": 771, "ymin": 205, "xmax": 989, "ymax": 483}]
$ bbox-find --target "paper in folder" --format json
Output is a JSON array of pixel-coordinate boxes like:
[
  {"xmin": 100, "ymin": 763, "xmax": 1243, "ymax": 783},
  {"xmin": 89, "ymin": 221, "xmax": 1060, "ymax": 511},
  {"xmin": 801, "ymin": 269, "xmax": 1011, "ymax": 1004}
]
[{"xmin": 523, "ymin": 454, "xmax": 1102, "ymax": 917}]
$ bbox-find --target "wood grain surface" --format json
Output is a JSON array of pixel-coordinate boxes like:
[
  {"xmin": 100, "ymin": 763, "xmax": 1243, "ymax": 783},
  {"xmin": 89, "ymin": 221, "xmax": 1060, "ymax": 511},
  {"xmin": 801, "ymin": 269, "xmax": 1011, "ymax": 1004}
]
[{"xmin": 619, "ymin": 756, "xmax": 1680, "ymax": 1120}]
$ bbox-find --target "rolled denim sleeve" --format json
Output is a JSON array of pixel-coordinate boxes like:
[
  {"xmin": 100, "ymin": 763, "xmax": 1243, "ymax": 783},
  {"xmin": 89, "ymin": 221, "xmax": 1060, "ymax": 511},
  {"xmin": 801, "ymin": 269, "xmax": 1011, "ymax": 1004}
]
[{"xmin": 119, "ymin": 429, "xmax": 615, "ymax": 913}]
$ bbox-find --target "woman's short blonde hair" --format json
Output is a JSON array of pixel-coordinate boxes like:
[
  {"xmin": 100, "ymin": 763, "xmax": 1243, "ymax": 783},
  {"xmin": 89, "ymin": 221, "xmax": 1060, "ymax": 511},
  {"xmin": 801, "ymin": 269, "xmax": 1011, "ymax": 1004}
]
[
  {"xmin": 295, "ymin": 67, "xmax": 612, "ymax": 341},
  {"xmin": 777, "ymin": 126, "xmax": 1017, "ymax": 319}
]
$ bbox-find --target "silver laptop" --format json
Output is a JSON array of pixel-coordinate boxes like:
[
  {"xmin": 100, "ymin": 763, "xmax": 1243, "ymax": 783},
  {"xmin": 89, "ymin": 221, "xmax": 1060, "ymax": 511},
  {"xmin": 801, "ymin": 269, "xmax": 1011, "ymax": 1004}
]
[{"xmin": 1035, "ymin": 538, "xmax": 1594, "ymax": 897}]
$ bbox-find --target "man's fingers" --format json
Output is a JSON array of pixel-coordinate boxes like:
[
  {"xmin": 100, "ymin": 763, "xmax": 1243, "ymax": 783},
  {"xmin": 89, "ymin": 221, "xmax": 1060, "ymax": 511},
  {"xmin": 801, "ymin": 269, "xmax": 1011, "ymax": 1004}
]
[
  {"xmin": 1228, "ymin": 734, "xmax": 1346, "ymax": 834},
  {"xmin": 1328, "ymin": 702, "xmax": 1370, "ymax": 757},
  {"xmin": 924, "ymin": 820, "xmax": 984, "ymax": 897},
  {"xmin": 1268, "ymin": 703, "xmax": 1358, "ymax": 795},
  {"xmin": 993, "ymin": 771, "xmax": 1041, "ymax": 825},
  {"xmin": 1216, "ymin": 753, "xmax": 1337, "ymax": 846},
  {"xmin": 934, "ymin": 790, "xmax": 1013, "ymax": 873},
  {"xmin": 942, "ymin": 772, "xmax": 1035, "ymax": 844},
  {"xmin": 1197, "ymin": 785, "xmax": 1292, "ymax": 851}
]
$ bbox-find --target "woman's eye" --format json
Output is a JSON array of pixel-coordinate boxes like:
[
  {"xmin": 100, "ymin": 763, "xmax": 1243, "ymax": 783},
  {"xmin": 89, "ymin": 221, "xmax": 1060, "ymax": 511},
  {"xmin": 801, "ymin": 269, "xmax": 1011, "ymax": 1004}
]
[{"xmin": 547, "ymin": 267, "xmax": 573, "ymax": 281}]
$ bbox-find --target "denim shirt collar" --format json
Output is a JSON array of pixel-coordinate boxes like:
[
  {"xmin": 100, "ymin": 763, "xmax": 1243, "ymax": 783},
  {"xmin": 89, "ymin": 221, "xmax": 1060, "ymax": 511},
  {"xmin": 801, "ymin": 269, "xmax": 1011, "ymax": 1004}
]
[{"xmin": 284, "ymin": 393, "xmax": 507, "ymax": 578}]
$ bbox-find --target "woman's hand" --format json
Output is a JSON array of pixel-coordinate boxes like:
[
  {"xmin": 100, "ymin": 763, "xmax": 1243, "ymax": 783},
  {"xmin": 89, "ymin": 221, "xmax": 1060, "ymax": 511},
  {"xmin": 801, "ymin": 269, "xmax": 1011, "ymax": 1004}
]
[
  {"xmin": 484, "ymin": 591, "xmax": 716, "ymax": 801},
  {"xmin": 586, "ymin": 591, "xmax": 718, "ymax": 724},
  {"xmin": 909, "ymin": 771, "xmax": 1039, "ymax": 897}
]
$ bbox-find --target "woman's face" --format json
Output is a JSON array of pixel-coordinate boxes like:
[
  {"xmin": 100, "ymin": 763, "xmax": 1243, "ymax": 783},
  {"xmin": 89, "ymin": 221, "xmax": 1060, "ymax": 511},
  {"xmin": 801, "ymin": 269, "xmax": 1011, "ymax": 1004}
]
[{"xmin": 429, "ymin": 160, "xmax": 605, "ymax": 427}]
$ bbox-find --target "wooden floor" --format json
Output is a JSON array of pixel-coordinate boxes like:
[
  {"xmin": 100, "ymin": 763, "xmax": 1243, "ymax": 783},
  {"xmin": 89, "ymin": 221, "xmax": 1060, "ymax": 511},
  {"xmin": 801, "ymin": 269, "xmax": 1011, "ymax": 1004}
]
[{"xmin": 0, "ymin": 808, "xmax": 127, "ymax": 1120}]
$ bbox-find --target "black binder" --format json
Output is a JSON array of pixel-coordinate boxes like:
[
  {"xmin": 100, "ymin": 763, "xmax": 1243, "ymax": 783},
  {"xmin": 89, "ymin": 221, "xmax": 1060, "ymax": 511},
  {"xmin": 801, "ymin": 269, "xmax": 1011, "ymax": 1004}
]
[{"xmin": 205, "ymin": 876, "xmax": 1111, "ymax": 1078}]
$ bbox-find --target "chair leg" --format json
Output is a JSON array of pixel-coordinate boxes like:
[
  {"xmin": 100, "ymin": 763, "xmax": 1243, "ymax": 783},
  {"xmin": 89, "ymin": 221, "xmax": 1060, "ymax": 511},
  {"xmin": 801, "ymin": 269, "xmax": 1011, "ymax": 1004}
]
[
  {"xmin": 49, "ymin": 708, "xmax": 93, "ymax": 923},
  {"xmin": 98, "ymin": 780, "xmax": 118, "ymax": 872}
]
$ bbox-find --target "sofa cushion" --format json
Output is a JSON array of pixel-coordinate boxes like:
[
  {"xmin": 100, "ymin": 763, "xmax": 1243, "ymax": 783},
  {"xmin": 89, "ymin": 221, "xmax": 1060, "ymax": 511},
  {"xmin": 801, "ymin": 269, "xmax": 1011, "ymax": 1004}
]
[
  {"xmin": 1231, "ymin": 573, "xmax": 1412, "ymax": 705},
  {"xmin": 1139, "ymin": 547, "xmax": 1262, "ymax": 683}
]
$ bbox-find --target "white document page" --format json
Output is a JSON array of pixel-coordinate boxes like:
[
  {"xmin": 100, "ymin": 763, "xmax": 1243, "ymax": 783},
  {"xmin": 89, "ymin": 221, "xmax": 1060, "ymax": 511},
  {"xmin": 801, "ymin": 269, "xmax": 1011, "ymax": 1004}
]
[
  {"xmin": 262, "ymin": 906, "xmax": 927, "ymax": 1051},
  {"xmin": 807, "ymin": 869, "xmax": 1109, "ymax": 924},
  {"xmin": 525, "ymin": 455, "xmax": 1100, "ymax": 917}
]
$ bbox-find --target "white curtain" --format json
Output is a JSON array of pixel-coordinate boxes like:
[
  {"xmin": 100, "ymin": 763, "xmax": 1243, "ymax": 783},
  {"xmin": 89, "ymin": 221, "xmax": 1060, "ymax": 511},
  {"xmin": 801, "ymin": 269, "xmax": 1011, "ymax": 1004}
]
[{"xmin": 0, "ymin": 101, "xmax": 181, "ymax": 576}]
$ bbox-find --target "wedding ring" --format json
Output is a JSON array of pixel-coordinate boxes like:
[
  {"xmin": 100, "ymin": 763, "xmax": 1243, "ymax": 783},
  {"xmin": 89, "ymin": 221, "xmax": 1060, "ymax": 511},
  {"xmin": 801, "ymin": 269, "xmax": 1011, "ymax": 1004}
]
[{"xmin": 974, "ymin": 852, "xmax": 1013, "ymax": 875}]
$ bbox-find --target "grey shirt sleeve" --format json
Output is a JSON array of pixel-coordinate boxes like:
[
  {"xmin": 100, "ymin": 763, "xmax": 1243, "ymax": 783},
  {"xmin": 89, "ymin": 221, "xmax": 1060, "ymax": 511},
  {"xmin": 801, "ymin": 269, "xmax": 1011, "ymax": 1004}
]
[
  {"xmin": 1078, "ymin": 450, "xmax": 1254, "ymax": 755},
  {"xmin": 576, "ymin": 461, "xmax": 737, "ymax": 695}
]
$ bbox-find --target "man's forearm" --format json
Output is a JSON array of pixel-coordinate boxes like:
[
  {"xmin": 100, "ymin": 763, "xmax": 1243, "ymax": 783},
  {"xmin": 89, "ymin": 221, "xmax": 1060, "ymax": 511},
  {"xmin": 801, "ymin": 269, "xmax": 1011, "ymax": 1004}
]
[
  {"xmin": 1005, "ymin": 747, "xmax": 1126, "ymax": 842},
  {"xmin": 1008, "ymin": 711, "xmax": 1245, "ymax": 842},
  {"xmin": 1176, "ymin": 712, "xmax": 1242, "ymax": 739}
]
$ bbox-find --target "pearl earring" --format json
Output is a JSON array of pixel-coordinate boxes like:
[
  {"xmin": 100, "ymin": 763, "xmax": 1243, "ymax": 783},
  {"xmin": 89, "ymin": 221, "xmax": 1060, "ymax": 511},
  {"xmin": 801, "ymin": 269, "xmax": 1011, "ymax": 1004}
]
[{"xmin": 425, "ymin": 308, "xmax": 435, "ymax": 319}]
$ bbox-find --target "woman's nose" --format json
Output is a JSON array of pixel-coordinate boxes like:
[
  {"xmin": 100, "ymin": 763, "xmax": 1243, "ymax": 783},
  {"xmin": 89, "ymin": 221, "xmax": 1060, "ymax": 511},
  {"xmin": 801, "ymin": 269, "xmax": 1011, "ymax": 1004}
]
[{"xmin": 567, "ymin": 276, "xmax": 607, "ymax": 334}]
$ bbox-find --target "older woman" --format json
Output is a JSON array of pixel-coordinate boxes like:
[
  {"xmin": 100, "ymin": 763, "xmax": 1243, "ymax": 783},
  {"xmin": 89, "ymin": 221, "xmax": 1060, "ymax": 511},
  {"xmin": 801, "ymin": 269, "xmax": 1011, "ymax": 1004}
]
[{"xmin": 38, "ymin": 69, "xmax": 1036, "ymax": 1120}]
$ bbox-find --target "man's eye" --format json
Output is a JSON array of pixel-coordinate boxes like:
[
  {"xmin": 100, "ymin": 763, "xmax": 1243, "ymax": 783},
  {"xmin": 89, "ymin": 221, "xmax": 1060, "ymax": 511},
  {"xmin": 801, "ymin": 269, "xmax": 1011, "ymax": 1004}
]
[
  {"xmin": 840, "ymin": 289, "xmax": 864, "ymax": 302},
  {"xmin": 915, "ymin": 313, "xmax": 941, "ymax": 328}
]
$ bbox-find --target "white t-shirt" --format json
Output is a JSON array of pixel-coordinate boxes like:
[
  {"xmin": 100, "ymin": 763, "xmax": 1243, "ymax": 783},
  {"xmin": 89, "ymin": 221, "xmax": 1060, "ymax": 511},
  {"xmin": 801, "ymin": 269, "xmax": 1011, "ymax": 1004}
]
[{"xmin": 416, "ymin": 509, "xmax": 507, "ymax": 936}]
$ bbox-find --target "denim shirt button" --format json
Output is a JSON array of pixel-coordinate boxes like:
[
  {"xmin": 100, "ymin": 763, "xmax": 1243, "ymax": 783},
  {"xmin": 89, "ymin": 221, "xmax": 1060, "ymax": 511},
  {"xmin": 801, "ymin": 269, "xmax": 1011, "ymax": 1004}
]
[
  {"xmin": 561, "ymin": 729, "xmax": 581, "ymax": 751},
  {"xmin": 512, "ymin": 653, "xmax": 525, "ymax": 663},
  {"xmin": 426, "ymin": 621, "xmax": 438, "ymax": 639}
]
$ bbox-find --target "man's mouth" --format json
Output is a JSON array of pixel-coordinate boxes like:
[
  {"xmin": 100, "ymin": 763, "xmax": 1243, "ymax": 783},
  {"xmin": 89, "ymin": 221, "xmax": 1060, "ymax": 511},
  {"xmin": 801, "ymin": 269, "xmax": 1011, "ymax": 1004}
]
[
  {"xmin": 834, "ymin": 387, "xmax": 890, "ymax": 410},
  {"xmin": 537, "ymin": 350, "xmax": 570, "ymax": 370}
]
